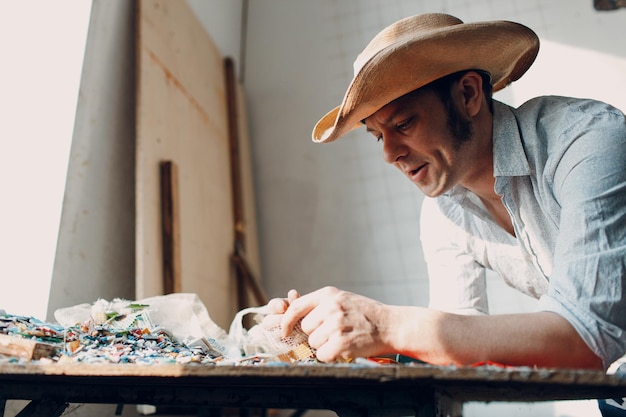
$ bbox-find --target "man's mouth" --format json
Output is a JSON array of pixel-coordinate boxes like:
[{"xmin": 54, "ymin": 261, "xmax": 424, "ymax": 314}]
[{"xmin": 409, "ymin": 164, "xmax": 427, "ymax": 177}]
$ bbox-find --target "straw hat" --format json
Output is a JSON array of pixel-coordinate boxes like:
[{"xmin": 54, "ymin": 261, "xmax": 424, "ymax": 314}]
[{"xmin": 312, "ymin": 13, "xmax": 539, "ymax": 143}]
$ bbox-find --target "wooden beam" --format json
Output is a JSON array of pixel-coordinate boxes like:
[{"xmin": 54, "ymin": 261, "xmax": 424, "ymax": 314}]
[
  {"xmin": 160, "ymin": 160, "xmax": 181, "ymax": 294},
  {"xmin": 232, "ymin": 252, "xmax": 268, "ymax": 306},
  {"xmin": 225, "ymin": 56, "xmax": 268, "ymax": 311},
  {"xmin": 224, "ymin": 57, "xmax": 246, "ymax": 252}
]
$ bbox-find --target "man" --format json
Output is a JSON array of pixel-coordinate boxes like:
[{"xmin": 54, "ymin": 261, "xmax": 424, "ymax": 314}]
[{"xmin": 265, "ymin": 13, "xmax": 626, "ymax": 372}]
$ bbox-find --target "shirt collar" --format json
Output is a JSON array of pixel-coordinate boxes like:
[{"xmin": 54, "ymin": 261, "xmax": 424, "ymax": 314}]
[
  {"xmin": 444, "ymin": 100, "xmax": 531, "ymax": 200},
  {"xmin": 492, "ymin": 100, "xmax": 531, "ymax": 177}
]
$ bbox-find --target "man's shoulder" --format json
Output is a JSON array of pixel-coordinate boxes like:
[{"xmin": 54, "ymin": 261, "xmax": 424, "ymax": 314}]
[
  {"xmin": 494, "ymin": 95, "xmax": 625, "ymax": 148},
  {"xmin": 514, "ymin": 95, "xmax": 623, "ymax": 119}
]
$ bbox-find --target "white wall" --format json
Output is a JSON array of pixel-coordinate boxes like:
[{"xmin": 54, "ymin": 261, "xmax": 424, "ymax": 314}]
[
  {"xmin": 243, "ymin": 1, "xmax": 626, "ymax": 417},
  {"xmin": 46, "ymin": 0, "xmax": 137, "ymax": 319},
  {"xmin": 0, "ymin": 0, "xmax": 92, "ymax": 319},
  {"xmin": 187, "ymin": 0, "xmax": 244, "ymax": 76}
]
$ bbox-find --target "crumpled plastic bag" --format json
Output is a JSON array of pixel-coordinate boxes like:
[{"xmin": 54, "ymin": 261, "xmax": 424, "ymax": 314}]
[
  {"xmin": 55, "ymin": 293, "xmax": 316, "ymax": 363},
  {"xmin": 54, "ymin": 293, "xmax": 229, "ymax": 346}
]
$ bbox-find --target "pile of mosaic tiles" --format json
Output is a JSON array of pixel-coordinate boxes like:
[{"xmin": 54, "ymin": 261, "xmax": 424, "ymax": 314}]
[
  {"xmin": 0, "ymin": 304, "xmax": 233, "ymax": 365},
  {"xmin": 0, "ymin": 295, "xmax": 323, "ymax": 366}
]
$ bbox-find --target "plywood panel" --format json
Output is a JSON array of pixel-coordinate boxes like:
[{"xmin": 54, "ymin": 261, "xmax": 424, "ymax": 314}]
[{"xmin": 136, "ymin": 0, "xmax": 235, "ymax": 328}]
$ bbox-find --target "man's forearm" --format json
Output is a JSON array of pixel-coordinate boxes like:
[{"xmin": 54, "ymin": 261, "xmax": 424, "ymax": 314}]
[{"xmin": 386, "ymin": 307, "xmax": 603, "ymax": 369}]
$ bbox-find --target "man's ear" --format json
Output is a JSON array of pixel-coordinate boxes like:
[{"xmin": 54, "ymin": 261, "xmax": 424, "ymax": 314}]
[{"xmin": 459, "ymin": 71, "xmax": 484, "ymax": 118}]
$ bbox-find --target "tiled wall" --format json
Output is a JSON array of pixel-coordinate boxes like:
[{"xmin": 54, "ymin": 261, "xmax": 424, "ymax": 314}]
[{"xmin": 247, "ymin": 0, "xmax": 625, "ymax": 304}]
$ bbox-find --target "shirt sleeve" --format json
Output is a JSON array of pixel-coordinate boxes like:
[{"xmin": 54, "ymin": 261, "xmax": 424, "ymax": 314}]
[
  {"xmin": 537, "ymin": 103, "xmax": 626, "ymax": 369},
  {"xmin": 420, "ymin": 197, "xmax": 489, "ymax": 315}
]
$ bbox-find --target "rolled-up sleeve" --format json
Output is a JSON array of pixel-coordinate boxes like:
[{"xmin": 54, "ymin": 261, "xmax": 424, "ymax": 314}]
[{"xmin": 538, "ymin": 107, "xmax": 626, "ymax": 369}]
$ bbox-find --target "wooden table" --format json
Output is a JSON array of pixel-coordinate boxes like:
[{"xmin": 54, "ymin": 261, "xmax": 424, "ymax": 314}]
[{"xmin": 1, "ymin": 362, "xmax": 625, "ymax": 417}]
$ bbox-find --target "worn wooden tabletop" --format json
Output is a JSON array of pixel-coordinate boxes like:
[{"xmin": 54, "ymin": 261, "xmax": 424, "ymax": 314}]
[{"xmin": 1, "ymin": 362, "xmax": 625, "ymax": 403}]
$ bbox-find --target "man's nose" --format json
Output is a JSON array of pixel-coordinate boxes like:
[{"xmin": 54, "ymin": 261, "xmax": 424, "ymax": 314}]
[{"xmin": 382, "ymin": 134, "xmax": 406, "ymax": 164}]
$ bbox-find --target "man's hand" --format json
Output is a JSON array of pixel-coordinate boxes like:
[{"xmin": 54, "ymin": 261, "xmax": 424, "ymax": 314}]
[{"xmin": 276, "ymin": 286, "xmax": 392, "ymax": 362}]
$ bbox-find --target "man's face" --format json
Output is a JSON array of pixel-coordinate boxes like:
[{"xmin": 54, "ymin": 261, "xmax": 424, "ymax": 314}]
[{"xmin": 364, "ymin": 87, "xmax": 475, "ymax": 197}]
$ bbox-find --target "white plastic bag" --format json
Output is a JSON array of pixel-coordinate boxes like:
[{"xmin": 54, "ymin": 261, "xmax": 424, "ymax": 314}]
[
  {"xmin": 54, "ymin": 293, "xmax": 229, "ymax": 345},
  {"xmin": 54, "ymin": 293, "xmax": 316, "ymax": 363}
]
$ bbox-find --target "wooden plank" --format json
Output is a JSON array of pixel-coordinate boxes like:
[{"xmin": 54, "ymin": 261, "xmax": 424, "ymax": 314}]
[
  {"xmin": 233, "ymin": 253, "xmax": 267, "ymax": 307},
  {"xmin": 224, "ymin": 57, "xmax": 266, "ymax": 309},
  {"xmin": 235, "ymin": 75, "xmax": 264, "ymax": 302},
  {"xmin": 160, "ymin": 160, "xmax": 181, "ymax": 294},
  {"xmin": 225, "ymin": 57, "xmax": 246, "ymax": 252},
  {"xmin": 135, "ymin": 0, "xmax": 235, "ymax": 328},
  {"xmin": 0, "ymin": 334, "xmax": 57, "ymax": 360}
]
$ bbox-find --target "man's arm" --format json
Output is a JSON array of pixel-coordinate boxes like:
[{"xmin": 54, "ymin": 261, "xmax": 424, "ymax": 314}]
[
  {"xmin": 388, "ymin": 306, "xmax": 602, "ymax": 369},
  {"xmin": 277, "ymin": 286, "xmax": 603, "ymax": 369}
]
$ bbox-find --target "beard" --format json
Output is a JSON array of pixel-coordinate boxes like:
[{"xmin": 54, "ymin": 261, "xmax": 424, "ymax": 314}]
[{"xmin": 446, "ymin": 101, "xmax": 474, "ymax": 150}]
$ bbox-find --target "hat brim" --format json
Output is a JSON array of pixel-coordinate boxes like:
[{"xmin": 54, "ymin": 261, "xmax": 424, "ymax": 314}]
[{"xmin": 312, "ymin": 20, "xmax": 539, "ymax": 143}]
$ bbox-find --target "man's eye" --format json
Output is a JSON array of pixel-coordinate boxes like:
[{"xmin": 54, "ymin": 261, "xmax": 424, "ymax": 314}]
[
  {"xmin": 396, "ymin": 118, "xmax": 412, "ymax": 131},
  {"xmin": 369, "ymin": 132, "xmax": 383, "ymax": 142}
]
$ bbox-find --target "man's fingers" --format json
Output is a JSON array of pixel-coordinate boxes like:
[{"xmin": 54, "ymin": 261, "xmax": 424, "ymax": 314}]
[
  {"xmin": 280, "ymin": 290, "xmax": 326, "ymax": 337},
  {"xmin": 266, "ymin": 289, "xmax": 300, "ymax": 314},
  {"xmin": 262, "ymin": 289, "xmax": 302, "ymax": 330},
  {"xmin": 287, "ymin": 289, "xmax": 300, "ymax": 303},
  {"xmin": 266, "ymin": 297, "xmax": 289, "ymax": 314},
  {"xmin": 261, "ymin": 313, "xmax": 283, "ymax": 329}
]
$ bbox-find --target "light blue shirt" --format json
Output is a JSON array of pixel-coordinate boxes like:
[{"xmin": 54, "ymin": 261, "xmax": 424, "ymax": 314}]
[{"xmin": 420, "ymin": 96, "xmax": 626, "ymax": 369}]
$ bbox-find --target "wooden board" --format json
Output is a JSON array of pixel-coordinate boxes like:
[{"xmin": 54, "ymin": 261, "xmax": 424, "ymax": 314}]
[
  {"xmin": 236, "ymin": 83, "xmax": 262, "ymax": 282},
  {"xmin": 0, "ymin": 335, "xmax": 58, "ymax": 360},
  {"xmin": 224, "ymin": 58, "xmax": 266, "ymax": 319},
  {"xmin": 135, "ymin": 0, "xmax": 235, "ymax": 328}
]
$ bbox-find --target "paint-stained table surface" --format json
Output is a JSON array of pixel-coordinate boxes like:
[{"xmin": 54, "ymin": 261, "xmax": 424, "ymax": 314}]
[{"xmin": 1, "ymin": 362, "xmax": 626, "ymax": 416}]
